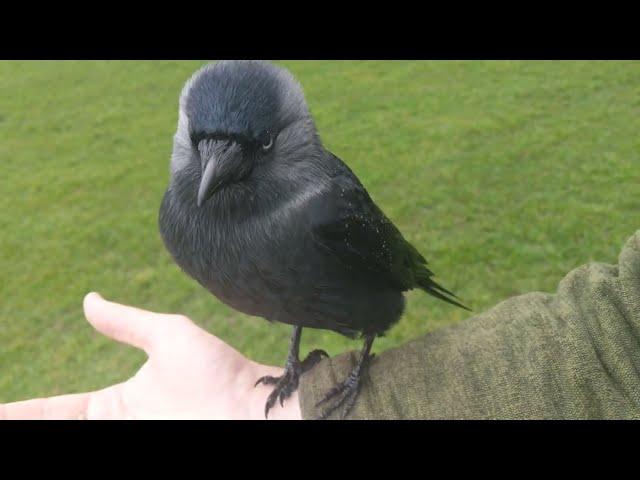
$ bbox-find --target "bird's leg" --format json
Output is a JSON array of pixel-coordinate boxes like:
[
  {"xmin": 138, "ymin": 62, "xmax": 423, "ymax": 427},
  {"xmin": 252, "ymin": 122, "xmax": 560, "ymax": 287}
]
[
  {"xmin": 315, "ymin": 333, "xmax": 375, "ymax": 420},
  {"xmin": 254, "ymin": 325, "xmax": 328, "ymax": 418}
]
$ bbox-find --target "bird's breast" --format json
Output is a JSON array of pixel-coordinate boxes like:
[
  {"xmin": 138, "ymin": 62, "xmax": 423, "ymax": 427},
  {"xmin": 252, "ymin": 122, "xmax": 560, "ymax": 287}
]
[
  {"xmin": 160, "ymin": 183, "xmax": 314, "ymax": 317},
  {"xmin": 159, "ymin": 178, "xmax": 404, "ymax": 336}
]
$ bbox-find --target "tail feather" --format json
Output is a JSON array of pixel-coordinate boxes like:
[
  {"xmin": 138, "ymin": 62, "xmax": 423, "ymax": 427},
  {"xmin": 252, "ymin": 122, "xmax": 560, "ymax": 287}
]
[
  {"xmin": 406, "ymin": 242, "xmax": 470, "ymax": 311},
  {"xmin": 417, "ymin": 276, "xmax": 471, "ymax": 311}
]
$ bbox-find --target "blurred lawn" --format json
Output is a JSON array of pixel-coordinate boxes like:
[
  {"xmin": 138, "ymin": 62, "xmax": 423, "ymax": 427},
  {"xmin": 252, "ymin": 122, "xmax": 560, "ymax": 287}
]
[{"xmin": 1, "ymin": 60, "xmax": 638, "ymax": 402}]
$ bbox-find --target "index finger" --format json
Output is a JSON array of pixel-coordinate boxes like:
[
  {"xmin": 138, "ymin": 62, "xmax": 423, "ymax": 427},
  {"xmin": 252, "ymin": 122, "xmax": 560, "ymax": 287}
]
[{"xmin": 0, "ymin": 392, "xmax": 90, "ymax": 420}]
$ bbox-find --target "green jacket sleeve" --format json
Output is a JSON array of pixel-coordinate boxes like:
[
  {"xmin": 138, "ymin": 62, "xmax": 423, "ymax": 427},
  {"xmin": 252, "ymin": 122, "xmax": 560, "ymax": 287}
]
[{"xmin": 299, "ymin": 231, "xmax": 640, "ymax": 419}]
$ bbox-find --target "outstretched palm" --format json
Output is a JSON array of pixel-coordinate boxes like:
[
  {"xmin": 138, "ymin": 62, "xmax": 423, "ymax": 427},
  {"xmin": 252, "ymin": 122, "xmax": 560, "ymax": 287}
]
[{"xmin": 0, "ymin": 293, "xmax": 300, "ymax": 420}]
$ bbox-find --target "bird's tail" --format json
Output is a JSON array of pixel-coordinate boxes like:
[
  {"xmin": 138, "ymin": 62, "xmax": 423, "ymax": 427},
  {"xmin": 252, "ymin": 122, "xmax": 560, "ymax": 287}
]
[{"xmin": 416, "ymin": 272, "xmax": 471, "ymax": 311}]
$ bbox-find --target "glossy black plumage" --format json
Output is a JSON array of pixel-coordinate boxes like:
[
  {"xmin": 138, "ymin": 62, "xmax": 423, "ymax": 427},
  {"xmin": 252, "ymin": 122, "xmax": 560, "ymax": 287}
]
[
  {"xmin": 160, "ymin": 148, "xmax": 465, "ymax": 335},
  {"xmin": 158, "ymin": 61, "xmax": 467, "ymax": 418}
]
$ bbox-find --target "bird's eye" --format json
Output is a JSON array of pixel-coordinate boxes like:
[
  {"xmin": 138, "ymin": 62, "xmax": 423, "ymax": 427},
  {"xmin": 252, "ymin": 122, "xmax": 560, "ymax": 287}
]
[{"xmin": 262, "ymin": 135, "xmax": 273, "ymax": 151}]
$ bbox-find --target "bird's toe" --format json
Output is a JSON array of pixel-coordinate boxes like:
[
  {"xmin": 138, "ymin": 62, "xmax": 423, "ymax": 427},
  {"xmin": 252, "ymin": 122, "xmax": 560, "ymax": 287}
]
[
  {"xmin": 254, "ymin": 375, "xmax": 281, "ymax": 387},
  {"xmin": 300, "ymin": 349, "xmax": 330, "ymax": 373},
  {"xmin": 315, "ymin": 366, "xmax": 366, "ymax": 419},
  {"xmin": 258, "ymin": 368, "xmax": 301, "ymax": 418}
]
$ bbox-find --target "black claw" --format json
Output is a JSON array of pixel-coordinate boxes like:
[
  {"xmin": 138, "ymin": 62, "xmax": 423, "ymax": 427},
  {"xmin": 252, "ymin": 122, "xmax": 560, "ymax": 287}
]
[
  {"xmin": 300, "ymin": 349, "xmax": 330, "ymax": 373},
  {"xmin": 315, "ymin": 334, "xmax": 375, "ymax": 420},
  {"xmin": 264, "ymin": 382, "xmax": 285, "ymax": 418},
  {"xmin": 254, "ymin": 375, "xmax": 279, "ymax": 387},
  {"xmin": 258, "ymin": 368, "xmax": 301, "ymax": 418},
  {"xmin": 315, "ymin": 381, "xmax": 360, "ymax": 420},
  {"xmin": 315, "ymin": 383, "xmax": 345, "ymax": 407},
  {"xmin": 258, "ymin": 327, "xmax": 337, "ymax": 418}
]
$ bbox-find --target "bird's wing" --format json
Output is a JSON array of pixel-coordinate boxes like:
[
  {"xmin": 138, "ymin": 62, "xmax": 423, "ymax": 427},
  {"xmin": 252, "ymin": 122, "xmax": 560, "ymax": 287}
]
[{"xmin": 311, "ymin": 152, "xmax": 468, "ymax": 310}]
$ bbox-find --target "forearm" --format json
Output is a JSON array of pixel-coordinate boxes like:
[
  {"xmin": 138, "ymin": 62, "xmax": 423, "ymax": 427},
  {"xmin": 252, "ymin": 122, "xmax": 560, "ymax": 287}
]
[{"xmin": 299, "ymin": 231, "xmax": 640, "ymax": 419}]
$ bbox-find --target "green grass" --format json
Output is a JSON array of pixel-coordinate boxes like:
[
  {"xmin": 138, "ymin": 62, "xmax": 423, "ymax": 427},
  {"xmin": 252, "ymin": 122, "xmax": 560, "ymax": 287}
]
[{"xmin": 1, "ymin": 61, "xmax": 638, "ymax": 402}]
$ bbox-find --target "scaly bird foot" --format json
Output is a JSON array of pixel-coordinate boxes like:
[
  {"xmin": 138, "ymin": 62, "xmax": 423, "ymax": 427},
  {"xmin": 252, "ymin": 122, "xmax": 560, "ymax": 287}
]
[
  {"xmin": 255, "ymin": 349, "xmax": 329, "ymax": 418},
  {"xmin": 314, "ymin": 352, "xmax": 374, "ymax": 420}
]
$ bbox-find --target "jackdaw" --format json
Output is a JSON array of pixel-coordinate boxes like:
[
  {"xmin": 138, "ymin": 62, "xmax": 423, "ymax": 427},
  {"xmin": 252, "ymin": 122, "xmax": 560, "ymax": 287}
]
[{"xmin": 159, "ymin": 60, "xmax": 468, "ymax": 419}]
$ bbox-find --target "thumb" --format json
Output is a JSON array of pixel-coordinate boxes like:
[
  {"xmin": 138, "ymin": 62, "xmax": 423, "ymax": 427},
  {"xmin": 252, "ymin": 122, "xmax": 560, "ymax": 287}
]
[{"xmin": 83, "ymin": 292, "xmax": 165, "ymax": 354}]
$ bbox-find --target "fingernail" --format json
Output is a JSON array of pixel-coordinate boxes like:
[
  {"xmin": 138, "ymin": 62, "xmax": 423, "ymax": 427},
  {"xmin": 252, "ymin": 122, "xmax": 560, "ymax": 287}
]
[{"xmin": 85, "ymin": 292, "xmax": 102, "ymax": 303}]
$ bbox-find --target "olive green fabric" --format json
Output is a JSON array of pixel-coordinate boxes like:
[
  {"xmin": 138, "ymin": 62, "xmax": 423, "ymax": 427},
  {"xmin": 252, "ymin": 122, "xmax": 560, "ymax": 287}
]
[{"xmin": 299, "ymin": 231, "xmax": 640, "ymax": 419}]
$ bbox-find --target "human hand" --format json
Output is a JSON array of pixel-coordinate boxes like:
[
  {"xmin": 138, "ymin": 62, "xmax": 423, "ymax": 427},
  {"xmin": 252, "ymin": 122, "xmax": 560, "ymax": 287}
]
[{"xmin": 0, "ymin": 292, "xmax": 301, "ymax": 420}]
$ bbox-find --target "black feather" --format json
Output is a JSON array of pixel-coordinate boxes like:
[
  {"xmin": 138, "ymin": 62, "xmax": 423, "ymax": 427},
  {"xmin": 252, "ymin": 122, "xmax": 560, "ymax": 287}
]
[{"xmin": 160, "ymin": 60, "xmax": 469, "ymax": 341}]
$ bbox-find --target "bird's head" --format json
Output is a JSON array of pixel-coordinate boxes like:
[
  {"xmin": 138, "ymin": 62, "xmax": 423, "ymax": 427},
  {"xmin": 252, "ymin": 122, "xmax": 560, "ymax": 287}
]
[{"xmin": 170, "ymin": 60, "xmax": 318, "ymax": 207}]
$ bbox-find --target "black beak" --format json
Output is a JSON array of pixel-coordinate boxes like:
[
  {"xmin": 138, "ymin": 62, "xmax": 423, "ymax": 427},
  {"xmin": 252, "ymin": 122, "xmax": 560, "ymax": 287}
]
[
  {"xmin": 196, "ymin": 139, "xmax": 243, "ymax": 207},
  {"xmin": 197, "ymin": 158, "xmax": 220, "ymax": 207}
]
